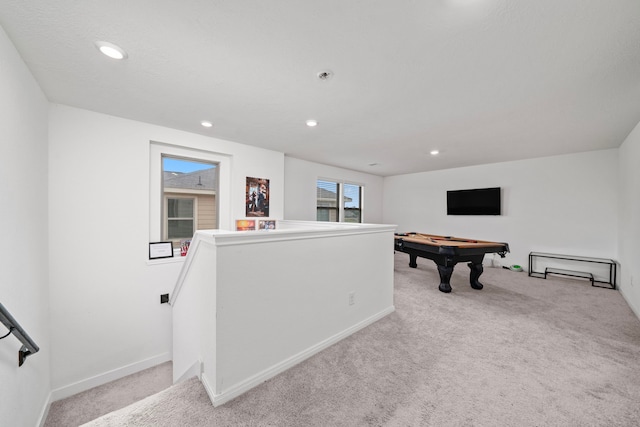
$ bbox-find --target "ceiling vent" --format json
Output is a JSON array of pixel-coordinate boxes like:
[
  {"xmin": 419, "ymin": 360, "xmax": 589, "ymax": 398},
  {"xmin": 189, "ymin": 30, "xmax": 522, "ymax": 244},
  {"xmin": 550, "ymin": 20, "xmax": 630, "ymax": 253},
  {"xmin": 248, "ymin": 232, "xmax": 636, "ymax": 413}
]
[{"xmin": 317, "ymin": 70, "xmax": 333, "ymax": 81}]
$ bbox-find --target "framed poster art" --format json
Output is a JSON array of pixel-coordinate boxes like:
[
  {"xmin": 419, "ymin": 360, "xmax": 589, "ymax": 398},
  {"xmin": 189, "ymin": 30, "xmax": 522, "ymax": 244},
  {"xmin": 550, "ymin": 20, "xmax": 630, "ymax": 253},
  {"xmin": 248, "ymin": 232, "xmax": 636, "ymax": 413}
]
[
  {"xmin": 246, "ymin": 177, "xmax": 270, "ymax": 217},
  {"xmin": 149, "ymin": 242, "xmax": 173, "ymax": 259}
]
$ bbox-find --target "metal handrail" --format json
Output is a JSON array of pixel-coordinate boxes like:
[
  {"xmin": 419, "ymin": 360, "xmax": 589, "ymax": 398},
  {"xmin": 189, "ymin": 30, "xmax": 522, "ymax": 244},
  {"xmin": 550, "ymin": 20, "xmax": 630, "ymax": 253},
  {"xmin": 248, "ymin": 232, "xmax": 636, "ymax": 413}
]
[{"xmin": 0, "ymin": 302, "xmax": 39, "ymax": 366}]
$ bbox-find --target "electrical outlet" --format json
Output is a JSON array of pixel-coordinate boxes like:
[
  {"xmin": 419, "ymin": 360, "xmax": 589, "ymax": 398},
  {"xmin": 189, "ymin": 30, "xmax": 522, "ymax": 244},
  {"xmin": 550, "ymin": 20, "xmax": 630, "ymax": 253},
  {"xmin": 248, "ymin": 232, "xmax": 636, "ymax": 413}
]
[
  {"xmin": 631, "ymin": 276, "xmax": 634, "ymax": 287},
  {"xmin": 160, "ymin": 293, "xmax": 169, "ymax": 304},
  {"xmin": 348, "ymin": 292, "xmax": 355, "ymax": 306}
]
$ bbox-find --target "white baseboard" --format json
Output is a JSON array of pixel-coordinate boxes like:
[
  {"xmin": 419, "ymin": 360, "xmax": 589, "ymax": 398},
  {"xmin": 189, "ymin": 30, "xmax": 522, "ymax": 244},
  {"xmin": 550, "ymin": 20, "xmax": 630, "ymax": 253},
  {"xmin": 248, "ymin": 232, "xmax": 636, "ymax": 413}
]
[
  {"xmin": 175, "ymin": 359, "xmax": 202, "ymax": 384},
  {"xmin": 619, "ymin": 286, "xmax": 640, "ymax": 322},
  {"xmin": 50, "ymin": 352, "xmax": 172, "ymax": 402},
  {"xmin": 37, "ymin": 391, "xmax": 53, "ymax": 427},
  {"xmin": 201, "ymin": 372, "xmax": 216, "ymax": 405},
  {"xmin": 206, "ymin": 305, "xmax": 395, "ymax": 407}
]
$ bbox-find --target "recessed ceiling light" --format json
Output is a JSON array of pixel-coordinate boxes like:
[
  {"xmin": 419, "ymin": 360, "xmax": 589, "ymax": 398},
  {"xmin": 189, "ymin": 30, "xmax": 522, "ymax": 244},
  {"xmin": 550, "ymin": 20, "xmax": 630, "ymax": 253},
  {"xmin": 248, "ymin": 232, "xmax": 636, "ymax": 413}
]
[
  {"xmin": 200, "ymin": 120, "xmax": 213, "ymax": 128},
  {"xmin": 430, "ymin": 150, "xmax": 439, "ymax": 156},
  {"xmin": 95, "ymin": 41, "xmax": 128, "ymax": 60},
  {"xmin": 306, "ymin": 119, "xmax": 318, "ymax": 127}
]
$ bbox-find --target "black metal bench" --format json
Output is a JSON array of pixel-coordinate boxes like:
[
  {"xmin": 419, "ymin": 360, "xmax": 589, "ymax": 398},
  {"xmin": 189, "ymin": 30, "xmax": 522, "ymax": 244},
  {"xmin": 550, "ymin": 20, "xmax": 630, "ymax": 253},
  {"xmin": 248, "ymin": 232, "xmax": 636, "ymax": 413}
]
[{"xmin": 528, "ymin": 252, "xmax": 616, "ymax": 290}]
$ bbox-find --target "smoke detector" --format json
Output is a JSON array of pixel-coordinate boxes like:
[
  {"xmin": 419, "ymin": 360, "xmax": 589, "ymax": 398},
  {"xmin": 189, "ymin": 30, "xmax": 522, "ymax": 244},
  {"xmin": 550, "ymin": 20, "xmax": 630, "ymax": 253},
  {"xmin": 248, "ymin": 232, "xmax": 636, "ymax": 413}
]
[{"xmin": 317, "ymin": 70, "xmax": 333, "ymax": 81}]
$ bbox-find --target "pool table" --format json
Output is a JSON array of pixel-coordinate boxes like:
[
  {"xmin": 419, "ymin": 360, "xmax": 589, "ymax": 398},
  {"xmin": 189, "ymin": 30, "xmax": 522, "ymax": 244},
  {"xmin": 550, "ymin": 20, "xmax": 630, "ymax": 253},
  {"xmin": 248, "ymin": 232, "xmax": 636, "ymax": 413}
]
[{"xmin": 394, "ymin": 233, "xmax": 509, "ymax": 293}]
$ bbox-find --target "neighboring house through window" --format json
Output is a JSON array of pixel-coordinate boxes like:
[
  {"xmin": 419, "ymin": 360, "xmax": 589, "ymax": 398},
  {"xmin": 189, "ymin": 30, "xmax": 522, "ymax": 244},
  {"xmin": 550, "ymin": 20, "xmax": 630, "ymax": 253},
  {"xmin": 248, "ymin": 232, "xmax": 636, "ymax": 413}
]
[
  {"xmin": 316, "ymin": 179, "xmax": 363, "ymax": 223},
  {"xmin": 167, "ymin": 197, "xmax": 194, "ymax": 239},
  {"xmin": 316, "ymin": 180, "xmax": 339, "ymax": 222},
  {"xmin": 162, "ymin": 156, "xmax": 217, "ymax": 244}
]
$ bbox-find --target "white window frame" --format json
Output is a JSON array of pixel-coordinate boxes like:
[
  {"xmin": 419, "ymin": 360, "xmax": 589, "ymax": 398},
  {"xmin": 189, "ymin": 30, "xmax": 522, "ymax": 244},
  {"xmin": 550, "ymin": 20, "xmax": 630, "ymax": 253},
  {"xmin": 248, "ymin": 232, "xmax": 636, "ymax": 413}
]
[
  {"xmin": 316, "ymin": 178, "xmax": 364, "ymax": 223},
  {"xmin": 149, "ymin": 141, "xmax": 232, "ymax": 243}
]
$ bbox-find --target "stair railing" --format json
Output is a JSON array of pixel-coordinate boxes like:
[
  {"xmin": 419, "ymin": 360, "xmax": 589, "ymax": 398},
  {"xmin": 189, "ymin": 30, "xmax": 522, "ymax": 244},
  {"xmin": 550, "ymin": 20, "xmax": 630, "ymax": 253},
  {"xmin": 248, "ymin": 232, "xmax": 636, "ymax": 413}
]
[{"xmin": 0, "ymin": 302, "xmax": 39, "ymax": 366}]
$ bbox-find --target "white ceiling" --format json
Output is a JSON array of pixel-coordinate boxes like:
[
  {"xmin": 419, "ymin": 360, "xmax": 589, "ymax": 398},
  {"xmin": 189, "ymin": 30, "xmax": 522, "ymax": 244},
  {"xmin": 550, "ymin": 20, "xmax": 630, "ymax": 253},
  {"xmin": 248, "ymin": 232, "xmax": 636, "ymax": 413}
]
[{"xmin": 1, "ymin": 0, "xmax": 640, "ymax": 176}]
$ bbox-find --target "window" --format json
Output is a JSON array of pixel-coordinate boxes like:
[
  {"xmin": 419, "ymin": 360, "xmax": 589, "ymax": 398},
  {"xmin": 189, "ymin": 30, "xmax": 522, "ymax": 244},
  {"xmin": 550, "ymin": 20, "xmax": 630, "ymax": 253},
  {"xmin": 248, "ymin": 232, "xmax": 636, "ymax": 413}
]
[
  {"xmin": 150, "ymin": 142, "xmax": 232, "ymax": 247},
  {"xmin": 316, "ymin": 180, "xmax": 339, "ymax": 222},
  {"xmin": 343, "ymin": 183, "xmax": 362, "ymax": 223},
  {"xmin": 166, "ymin": 197, "xmax": 195, "ymax": 239},
  {"xmin": 162, "ymin": 156, "xmax": 217, "ymax": 244},
  {"xmin": 316, "ymin": 179, "xmax": 363, "ymax": 223}
]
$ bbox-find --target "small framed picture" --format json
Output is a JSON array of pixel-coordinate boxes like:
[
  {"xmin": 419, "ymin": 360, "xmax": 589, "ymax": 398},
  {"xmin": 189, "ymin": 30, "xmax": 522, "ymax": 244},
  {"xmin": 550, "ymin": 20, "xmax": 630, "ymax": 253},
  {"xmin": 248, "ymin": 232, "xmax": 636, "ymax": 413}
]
[
  {"xmin": 259, "ymin": 220, "xmax": 276, "ymax": 230},
  {"xmin": 236, "ymin": 219, "xmax": 256, "ymax": 231},
  {"xmin": 149, "ymin": 242, "xmax": 174, "ymax": 259}
]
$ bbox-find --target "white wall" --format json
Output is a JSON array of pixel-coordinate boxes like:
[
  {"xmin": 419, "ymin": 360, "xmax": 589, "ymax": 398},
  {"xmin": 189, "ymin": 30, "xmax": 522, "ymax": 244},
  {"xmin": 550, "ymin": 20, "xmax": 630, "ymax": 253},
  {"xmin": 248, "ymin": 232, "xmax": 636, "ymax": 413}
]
[
  {"xmin": 0, "ymin": 25, "xmax": 51, "ymax": 427},
  {"xmin": 47, "ymin": 105, "xmax": 284, "ymax": 396},
  {"xmin": 283, "ymin": 157, "xmax": 385, "ymax": 224},
  {"xmin": 618, "ymin": 120, "xmax": 640, "ymax": 316},
  {"xmin": 383, "ymin": 150, "xmax": 619, "ymax": 270}
]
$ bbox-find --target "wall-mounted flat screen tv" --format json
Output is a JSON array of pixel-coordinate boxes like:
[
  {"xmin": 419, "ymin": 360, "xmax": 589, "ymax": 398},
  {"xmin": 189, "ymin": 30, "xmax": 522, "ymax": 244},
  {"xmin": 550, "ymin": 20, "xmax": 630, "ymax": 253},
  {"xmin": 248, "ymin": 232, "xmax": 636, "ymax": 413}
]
[{"xmin": 447, "ymin": 187, "xmax": 501, "ymax": 215}]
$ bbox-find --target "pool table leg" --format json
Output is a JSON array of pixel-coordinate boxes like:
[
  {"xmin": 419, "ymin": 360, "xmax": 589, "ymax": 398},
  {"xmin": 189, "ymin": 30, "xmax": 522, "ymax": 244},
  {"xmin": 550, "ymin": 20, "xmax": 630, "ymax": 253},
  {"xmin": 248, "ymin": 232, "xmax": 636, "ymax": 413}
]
[
  {"xmin": 408, "ymin": 254, "xmax": 418, "ymax": 268},
  {"xmin": 437, "ymin": 265, "xmax": 454, "ymax": 293},
  {"xmin": 468, "ymin": 262, "xmax": 484, "ymax": 290}
]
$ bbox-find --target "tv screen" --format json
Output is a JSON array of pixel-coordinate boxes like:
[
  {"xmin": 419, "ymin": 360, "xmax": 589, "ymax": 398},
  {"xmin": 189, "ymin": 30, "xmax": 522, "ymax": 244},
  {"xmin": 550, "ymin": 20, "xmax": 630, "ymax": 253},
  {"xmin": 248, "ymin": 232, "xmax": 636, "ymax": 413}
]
[{"xmin": 447, "ymin": 187, "xmax": 501, "ymax": 215}]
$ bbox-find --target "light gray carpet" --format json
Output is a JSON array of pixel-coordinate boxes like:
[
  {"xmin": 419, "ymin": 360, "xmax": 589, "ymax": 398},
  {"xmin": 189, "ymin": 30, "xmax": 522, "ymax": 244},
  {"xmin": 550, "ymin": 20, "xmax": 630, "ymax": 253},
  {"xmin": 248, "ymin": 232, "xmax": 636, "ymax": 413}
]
[
  {"xmin": 59, "ymin": 253, "xmax": 640, "ymax": 426},
  {"xmin": 45, "ymin": 361, "xmax": 172, "ymax": 426}
]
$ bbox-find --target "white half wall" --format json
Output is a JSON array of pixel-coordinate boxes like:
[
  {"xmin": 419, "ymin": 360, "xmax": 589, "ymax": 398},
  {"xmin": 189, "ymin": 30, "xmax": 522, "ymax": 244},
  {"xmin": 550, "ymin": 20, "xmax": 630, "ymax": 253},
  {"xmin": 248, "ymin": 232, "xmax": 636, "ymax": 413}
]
[
  {"xmin": 172, "ymin": 222, "xmax": 396, "ymax": 406},
  {"xmin": 618, "ymin": 120, "xmax": 640, "ymax": 316},
  {"xmin": 284, "ymin": 156, "xmax": 385, "ymax": 224},
  {"xmin": 383, "ymin": 150, "xmax": 619, "ymax": 272},
  {"xmin": 47, "ymin": 105, "xmax": 285, "ymax": 395},
  {"xmin": 0, "ymin": 24, "xmax": 51, "ymax": 427}
]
